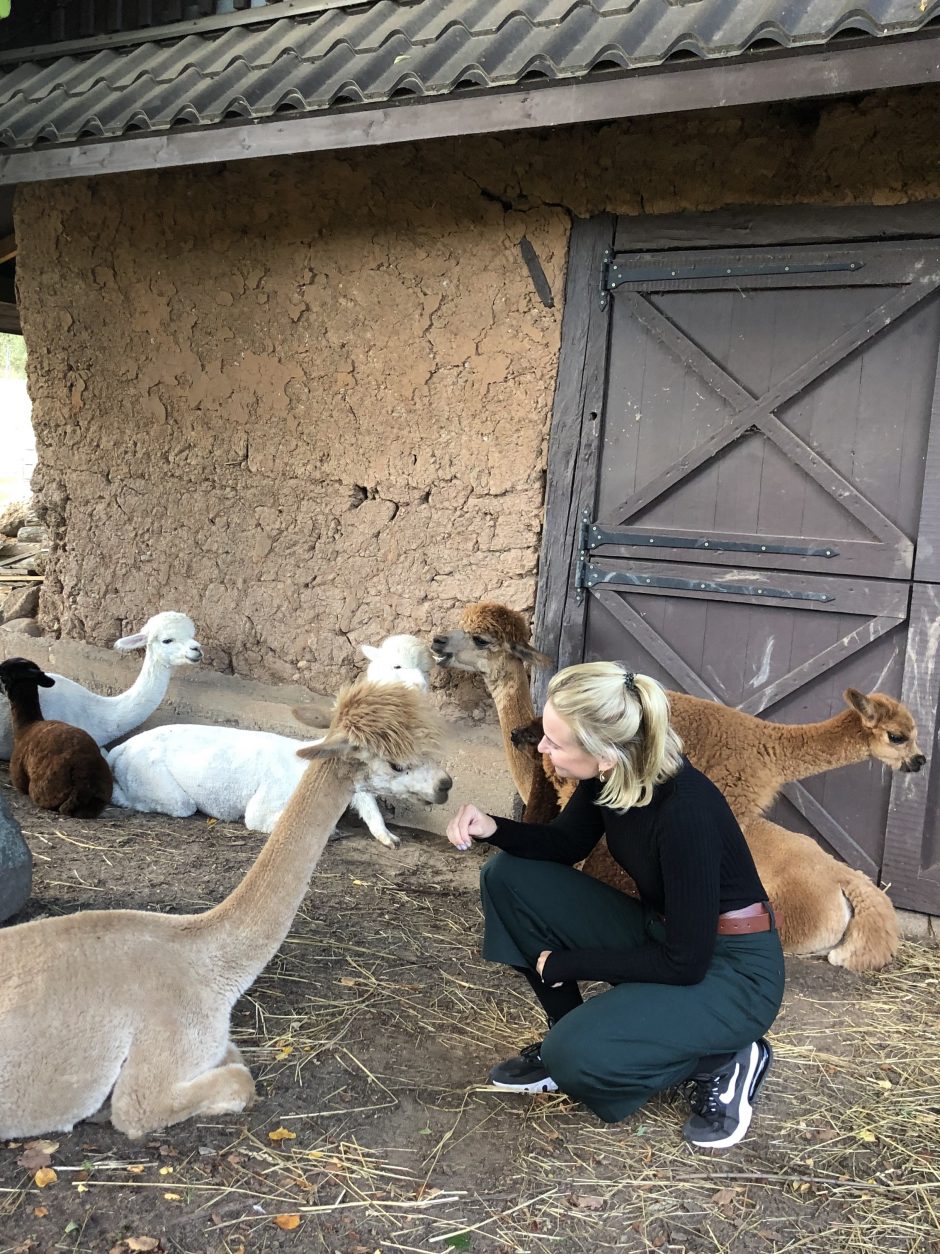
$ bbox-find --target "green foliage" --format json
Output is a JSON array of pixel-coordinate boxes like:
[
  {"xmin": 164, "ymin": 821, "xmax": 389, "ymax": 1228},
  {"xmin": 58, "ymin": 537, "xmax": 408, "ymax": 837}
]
[{"xmin": 0, "ymin": 333, "xmax": 27, "ymax": 379}]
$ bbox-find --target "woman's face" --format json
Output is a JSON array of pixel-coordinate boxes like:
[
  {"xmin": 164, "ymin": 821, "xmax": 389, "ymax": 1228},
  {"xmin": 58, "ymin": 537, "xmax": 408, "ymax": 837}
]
[{"xmin": 538, "ymin": 700, "xmax": 607, "ymax": 780}]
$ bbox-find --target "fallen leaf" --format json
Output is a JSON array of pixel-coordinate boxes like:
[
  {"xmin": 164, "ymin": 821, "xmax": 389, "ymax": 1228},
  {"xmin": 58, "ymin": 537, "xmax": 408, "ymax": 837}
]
[
  {"xmin": 276, "ymin": 1046, "xmax": 295, "ymax": 1059},
  {"xmin": 126, "ymin": 1165, "xmax": 146, "ymax": 1175},
  {"xmin": 33, "ymin": 1167, "xmax": 57, "ymax": 1188},
  {"xmin": 158, "ymin": 1165, "xmax": 174, "ymax": 1175},
  {"xmin": 857, "ymin": 1129, "xmax": 877, "ymax": 1143},
  {"xmin": 268, "ymin": 1128, "xmax": 296, "ymax": 1142},
  {"xmin": 17, "ymin": 1141, "xmax": 58, "ymax": 1171},
  {"xmin": 126, "ymin": 1239, "xmax": 161, "ymax": 1252},
  {"xmin": 567, "ymin": 1194, "xmax": 604, "ymax": 1210},
  {"xmin": 163, "ymin": 1192, "xmax": 182, "ymax": 1201},
  {"xmin": 272, "ymin": 1214, "xmax": 301, "ymax": 1230},
  {"xmin": 32, "ymin": 1207, "xmax": 47, "ymax": 1218},
  {"xmin": 712, "ymin": 1186, "xmax": 740, "ymax": 1208},
  {"xmin": 75, "ymin": 1182, "xmax": 89, "ymax": 1193}
]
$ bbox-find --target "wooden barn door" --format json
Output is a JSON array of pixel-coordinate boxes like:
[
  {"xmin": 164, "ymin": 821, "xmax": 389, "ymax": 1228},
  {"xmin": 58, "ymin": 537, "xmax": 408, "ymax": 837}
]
[{"xmin": 537, "ymin": 212, "xmax": 940, "ymax": 913}]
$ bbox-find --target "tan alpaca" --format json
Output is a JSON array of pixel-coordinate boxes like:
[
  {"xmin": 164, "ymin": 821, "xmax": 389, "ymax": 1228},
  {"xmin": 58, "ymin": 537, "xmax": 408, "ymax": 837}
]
[
  {"xmin": 451, "ymin": 605, "xmax": 922, "ymax": 972},
  {"xmin": 0, "ymin": 681, "xmax": 449, "ymax": 1140},
  {"xmin": 430, "ymin": 603, "xmax": 552, "ymax": 803}
]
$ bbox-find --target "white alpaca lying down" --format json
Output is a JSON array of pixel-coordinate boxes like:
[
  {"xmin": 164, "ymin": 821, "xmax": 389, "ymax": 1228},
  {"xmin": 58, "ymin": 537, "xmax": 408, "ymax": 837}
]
[{"xmin": 108, "ymin": 722, "xmax": 451, "ymax": 848}]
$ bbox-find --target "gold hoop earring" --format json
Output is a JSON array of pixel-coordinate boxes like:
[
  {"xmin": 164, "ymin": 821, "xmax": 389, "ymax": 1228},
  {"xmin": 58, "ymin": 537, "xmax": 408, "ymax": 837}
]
[{"xmin": 598, "ymin": 769, "xmax": 608, "ymax": 783}]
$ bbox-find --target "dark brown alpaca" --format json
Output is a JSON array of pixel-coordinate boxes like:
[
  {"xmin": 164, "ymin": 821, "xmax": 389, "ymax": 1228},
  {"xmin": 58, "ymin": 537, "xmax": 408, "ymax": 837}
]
[{"xmin": 0, "ymin": 658, "xmax": 113, "ymax": 819}]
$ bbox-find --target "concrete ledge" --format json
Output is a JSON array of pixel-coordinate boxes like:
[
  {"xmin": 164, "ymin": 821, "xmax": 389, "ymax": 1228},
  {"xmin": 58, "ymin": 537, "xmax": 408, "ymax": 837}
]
[{"xmin": 0, "ymin": 629, "xmax": 516, "ymax": 835}]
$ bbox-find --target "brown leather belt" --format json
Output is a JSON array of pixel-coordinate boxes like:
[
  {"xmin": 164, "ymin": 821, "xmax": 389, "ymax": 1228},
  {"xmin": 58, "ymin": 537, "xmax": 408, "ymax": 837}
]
[
  {"xmin": 716, "ymin": 902, "xmax": 778, "ymax": 935},
  {"xmin": 656, "ymin": 901, "xmax": 779, "ymax": 934}
]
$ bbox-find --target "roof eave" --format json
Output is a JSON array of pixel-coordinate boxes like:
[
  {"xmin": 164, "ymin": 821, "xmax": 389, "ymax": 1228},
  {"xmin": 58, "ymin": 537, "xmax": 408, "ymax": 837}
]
[{"xmin": 2, "ymin": 33, "xmax": 938, "ymax": 187}]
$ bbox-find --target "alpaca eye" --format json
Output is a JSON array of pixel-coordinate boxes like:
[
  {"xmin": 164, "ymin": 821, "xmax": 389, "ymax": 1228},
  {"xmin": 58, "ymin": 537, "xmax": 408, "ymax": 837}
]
[
  {"xmin": 393, "ymin": 664, "xmax": 402, "ymax": 669},
  {"xmin": 471, "ymin": 636, "xmax": 489, "ymax": 648},
  {"xmin": 390, "ymin": 763, "xmax": 406, "ymax": 773},
  {"xmin": 162, "ymin": 638, "xmax": 173, "ymax": 644},
  {"xmin": 887, "ymin": 731, "xmax": 908, "ymax": 745}
]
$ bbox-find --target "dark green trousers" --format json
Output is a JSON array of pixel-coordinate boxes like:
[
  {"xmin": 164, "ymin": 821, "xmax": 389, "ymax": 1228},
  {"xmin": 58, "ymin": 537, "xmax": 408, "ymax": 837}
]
[{"xmin": 480, "ymin": 851, "xmax": 785, "ymax": 1124}]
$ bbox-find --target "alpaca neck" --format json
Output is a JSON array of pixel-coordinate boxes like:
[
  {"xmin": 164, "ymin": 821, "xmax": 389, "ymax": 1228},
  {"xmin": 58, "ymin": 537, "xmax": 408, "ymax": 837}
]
[
  {"xmin": 7, "ymin": 687, "xmax": 42, "ymax": 734},
  {"xmin": 112, "ymin": 649, "xmax": 171, "ymax": 713},
  {"xmin": 770, "ymin": 709, "xmax": 869, "ymax": 783},
  {"xmin": 488, "ymin": 661, "xmax": 537, "ymax": 803},
  {"xmin": 199, "ymin": 757, "xmax": 353, "ymax": 990}
]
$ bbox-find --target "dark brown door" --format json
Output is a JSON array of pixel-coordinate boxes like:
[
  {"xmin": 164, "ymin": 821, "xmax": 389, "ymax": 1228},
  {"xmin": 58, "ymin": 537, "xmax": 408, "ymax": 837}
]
[{"xmin": 538, "ymin": 216, "xmax": 940, "ymax": 913}]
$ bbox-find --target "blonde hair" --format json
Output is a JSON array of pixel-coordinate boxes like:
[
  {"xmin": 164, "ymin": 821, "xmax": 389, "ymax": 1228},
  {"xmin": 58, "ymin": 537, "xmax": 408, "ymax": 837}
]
[{"xmin": 547, "ymin": 662, "xmax": 684, "ymax": 811}]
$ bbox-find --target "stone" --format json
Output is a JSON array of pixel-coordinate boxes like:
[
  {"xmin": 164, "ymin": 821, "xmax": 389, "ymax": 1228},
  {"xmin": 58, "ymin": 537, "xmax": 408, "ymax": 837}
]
[
  {"xmin": 15, "ymin": 525, "xmax": 46, "ymax": 544},
  {"xmin": 0, "ymin": 792, "xmax": 31, "ymax": 924},
  {"xmin": 0, "ymin": 499, "xmax": 30, "ymax": 538},
  {"xmin": 0, "ymin": 617, "xmax": 42, "ymax": 636},
  {"xmin": 1, "ymin": 584, "xmax": 40, "ymax": 623}
]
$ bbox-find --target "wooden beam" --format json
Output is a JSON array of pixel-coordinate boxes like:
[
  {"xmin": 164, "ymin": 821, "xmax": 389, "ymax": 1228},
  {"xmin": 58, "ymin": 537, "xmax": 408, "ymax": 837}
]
[
  {"xmin": 0, "ymin": 234, "xmax": 16, "ymax": 264},
  {"xmin": 1, "ymin": 35, "xmax": 939, "ymax": 187}
]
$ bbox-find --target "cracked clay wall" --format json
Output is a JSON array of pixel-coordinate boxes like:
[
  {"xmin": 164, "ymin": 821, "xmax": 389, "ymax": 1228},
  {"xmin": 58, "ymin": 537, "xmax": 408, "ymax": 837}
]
[{"xmin": 13, "ymin": 85, "xmax": 940, "ymax": 701}]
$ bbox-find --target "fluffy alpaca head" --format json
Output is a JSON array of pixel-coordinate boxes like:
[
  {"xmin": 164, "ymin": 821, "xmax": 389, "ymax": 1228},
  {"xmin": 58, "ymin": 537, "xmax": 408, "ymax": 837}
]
[
  {"xmin": 844, "ymin": 688, "xmax": 926, "ymax": 773},
  {"xmin": 293, "ymin": 679, "xmax": 446, "ymax": 766},
  {"xmin": 113, "ymin": 612, "xmax": 203, "ymax": 667},
  {"xmin": 430, "ymin": 602, "xmax": 552, "ymax": 676},
  {"xmin": 0, "ymin": 657, "xmax": 56, "ymax": 699},
  {"xmin": 360, "ymin": 634, "xmax": 433, "ymax": 690}
]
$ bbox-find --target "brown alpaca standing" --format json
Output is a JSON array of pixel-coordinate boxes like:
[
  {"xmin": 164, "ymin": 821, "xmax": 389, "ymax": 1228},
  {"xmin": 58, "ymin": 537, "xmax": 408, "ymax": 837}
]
[
  {"xmin": 0, "ymin": 681, "xmax": 447, "ymax": 1139},
  {"xmin": 444, "ymin": 604, "xmax": 923, "ymax": 972},
  {"xmin": 430, "ymin": 603, "xmax": 552, "ymax": 804}
]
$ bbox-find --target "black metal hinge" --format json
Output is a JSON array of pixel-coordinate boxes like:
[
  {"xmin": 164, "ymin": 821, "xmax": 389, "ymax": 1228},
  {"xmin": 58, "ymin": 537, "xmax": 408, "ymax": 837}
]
[
  {"xmin": 586, "ymin": 525, "xmax": 840, "ymax": 560},
  {"xmin": 600, "ymin": 252, "xmax": 863, "ymax": 306}
]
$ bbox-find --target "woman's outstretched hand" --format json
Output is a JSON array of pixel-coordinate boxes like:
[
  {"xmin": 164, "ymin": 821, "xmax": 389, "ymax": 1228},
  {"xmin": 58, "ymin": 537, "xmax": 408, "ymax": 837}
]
[{"xmin": 447, "ymin": 803, "xmax": 497, "ymax": 850}]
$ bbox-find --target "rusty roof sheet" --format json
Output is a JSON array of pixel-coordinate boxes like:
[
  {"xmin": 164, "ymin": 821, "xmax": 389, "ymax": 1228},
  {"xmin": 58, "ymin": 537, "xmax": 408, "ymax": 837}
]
[{"xmin": 1, "ymin": 0, "xmax": 939, "ymax": 152}]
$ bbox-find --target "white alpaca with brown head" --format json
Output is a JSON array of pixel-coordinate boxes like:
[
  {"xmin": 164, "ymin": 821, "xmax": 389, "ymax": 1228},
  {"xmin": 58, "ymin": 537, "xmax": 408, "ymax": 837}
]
[{"xmin": 0, "ymin": 680, "xmax": 448, "ymax": 1140}]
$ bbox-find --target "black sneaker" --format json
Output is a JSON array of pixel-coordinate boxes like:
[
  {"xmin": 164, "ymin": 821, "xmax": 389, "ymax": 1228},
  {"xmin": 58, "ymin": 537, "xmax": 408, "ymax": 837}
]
[
  {"xmin": 488, "ymin": 1042, "xmax": 559, "ymax": 1093},
  {"xmin": 681, "ymin": 1038, "xmax": 773, "ymax": 1149}
]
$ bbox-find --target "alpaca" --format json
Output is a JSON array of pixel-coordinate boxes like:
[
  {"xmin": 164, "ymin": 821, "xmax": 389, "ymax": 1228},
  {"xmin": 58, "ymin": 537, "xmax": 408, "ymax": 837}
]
[
  {"xmin": 361, "ymin": 634, "xmax": 433, "ymax": 690},
  {"xmin": 0, "ymin": 611, "xmax": 203, "ymax": 759},
  {"xmin": 0, "ymin": 658, "xmax": 113, "ymax": 819},
  {"xmin": 431, "ymin": 603, "xmax": 552, "ymax": 803},
  {"xmin": 108, "ymin": 720, "xmax": 452, "ymax": 848},
  {"xmin": 0, "ymin": 680, "xmax": 446, "ymax": 1139},
  {"xmin": 509, "ymin": 720, "xmax": 561, "ymax": 824},
  {"xmin": 744, "ymin": 817, "xmax": 898, "ymax": 970}
]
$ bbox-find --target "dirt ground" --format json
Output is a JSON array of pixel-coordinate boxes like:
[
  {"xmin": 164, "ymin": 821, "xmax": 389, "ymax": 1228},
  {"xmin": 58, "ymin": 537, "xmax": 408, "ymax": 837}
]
[{"xmin": 1, "ymin": 769, "xmax": 938, "ymax": 1254}]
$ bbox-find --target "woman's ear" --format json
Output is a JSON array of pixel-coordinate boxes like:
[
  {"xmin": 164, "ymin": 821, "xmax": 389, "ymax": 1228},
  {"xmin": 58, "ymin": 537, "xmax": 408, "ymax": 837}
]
[{"xmin": 597, "ymin": 756, "xmax": 616, "ymax": 775}]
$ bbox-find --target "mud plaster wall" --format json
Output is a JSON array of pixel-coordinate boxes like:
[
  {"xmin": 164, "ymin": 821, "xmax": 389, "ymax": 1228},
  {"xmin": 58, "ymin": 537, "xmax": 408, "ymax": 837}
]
[{"xmin": 13, "ymin": 86, "xmax": 940, "ymax": 706}]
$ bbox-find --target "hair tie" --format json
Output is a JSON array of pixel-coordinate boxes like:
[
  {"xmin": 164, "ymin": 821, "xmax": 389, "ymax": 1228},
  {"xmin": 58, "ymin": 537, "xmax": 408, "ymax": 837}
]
[{"xmin": 623, "ymin": 671, "xmax": 638, "ymax": 695}]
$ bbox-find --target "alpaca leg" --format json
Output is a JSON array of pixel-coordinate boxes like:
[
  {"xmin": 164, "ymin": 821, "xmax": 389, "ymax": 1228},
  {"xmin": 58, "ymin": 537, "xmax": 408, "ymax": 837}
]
[
  {"xmin": 351, "ymin": 791, "xmax": 400, "ymax": 849},
  {"xmin": 110, "ymin": 1058, "xmax": 255, "ymax": 1139},
  {"xmin": 244, "ymin": 789, "xmax": 279, "ymax": 834},
  {"xmin": 109, "ymin": 1023, "xmax": 255, "ymax": 1139}
]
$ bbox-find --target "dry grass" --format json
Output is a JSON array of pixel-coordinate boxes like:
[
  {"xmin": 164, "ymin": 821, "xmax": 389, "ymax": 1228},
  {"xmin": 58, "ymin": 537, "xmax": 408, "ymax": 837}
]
[{"xmin": 1, "ymin": 783, "xmax": 938, "ymax": 1253}]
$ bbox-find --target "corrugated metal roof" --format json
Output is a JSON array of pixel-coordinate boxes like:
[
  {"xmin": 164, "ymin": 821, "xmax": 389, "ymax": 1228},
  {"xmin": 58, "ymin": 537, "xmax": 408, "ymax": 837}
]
[{"xmin": 1, "ymin": 0, "xmax": 939, "ymax": 152}]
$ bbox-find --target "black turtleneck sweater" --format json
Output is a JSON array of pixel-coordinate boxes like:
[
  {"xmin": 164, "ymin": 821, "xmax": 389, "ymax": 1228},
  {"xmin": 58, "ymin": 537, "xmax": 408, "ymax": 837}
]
[{"xmin": 484, "ymin": 759, "xmax": 768, "ymax": 987}]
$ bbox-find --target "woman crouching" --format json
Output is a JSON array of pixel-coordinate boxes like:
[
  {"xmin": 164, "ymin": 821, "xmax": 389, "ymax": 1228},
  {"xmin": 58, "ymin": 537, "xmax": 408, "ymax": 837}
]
[{"xmin": 446, "ymin": 661, "xmax": 785, "ymax": 1149}]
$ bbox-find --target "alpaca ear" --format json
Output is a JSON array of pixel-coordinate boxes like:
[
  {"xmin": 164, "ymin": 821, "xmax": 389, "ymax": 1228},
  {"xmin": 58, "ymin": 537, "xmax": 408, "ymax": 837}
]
[
  {"xmin": 845, "ymin": 688, "xmax": 876, "ymax": 722},
  {"xmin": 296, "ymin": 733, "xmax": 355, "ymax": 761},
  {"xmin": 114, "ymin": 631, "xmax": 148, "ymax": 652},
  {"xmin": 360, "ymin": 644, "xmax": 380, "ymax": 662},
  {"xmin": 36, "ymin": 671, "xmax": 56, "ymax": 688},
  {"xmin": 508, "ymin": 641, "xmax": 553, "ymax": 669}
]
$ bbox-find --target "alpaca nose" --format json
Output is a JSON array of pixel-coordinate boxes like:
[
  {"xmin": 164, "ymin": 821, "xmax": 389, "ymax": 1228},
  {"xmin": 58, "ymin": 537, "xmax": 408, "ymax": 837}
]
[
  {"xmin": 431, "ymin": 635, "xmax": 447, "ymax": 651},
  {"xmin": 441, "ymin": 774, "xmax": 453, "ymax": 793},
  {"xmin": 908, "ymin": 753, "xmax": 927, "ymax": 772}
]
